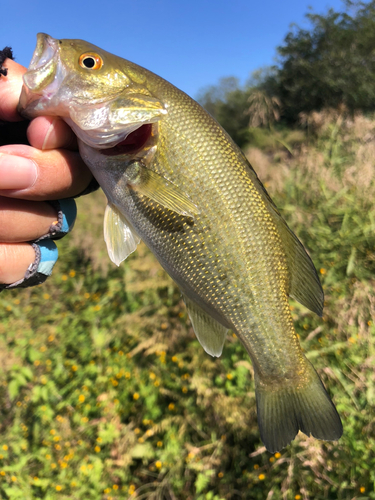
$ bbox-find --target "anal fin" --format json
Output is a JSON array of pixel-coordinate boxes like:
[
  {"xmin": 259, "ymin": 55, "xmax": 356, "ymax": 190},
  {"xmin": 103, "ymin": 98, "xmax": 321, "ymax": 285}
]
[{"xmin": 183, "ymin": 294, "xmax": 228, "ymax": 357}]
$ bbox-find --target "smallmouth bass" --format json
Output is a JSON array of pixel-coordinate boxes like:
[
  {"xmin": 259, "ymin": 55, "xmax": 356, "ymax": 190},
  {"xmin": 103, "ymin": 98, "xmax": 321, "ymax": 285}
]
[{"xmin": 18, "ymin": 34, "xmax": 343, "ymax": 452}]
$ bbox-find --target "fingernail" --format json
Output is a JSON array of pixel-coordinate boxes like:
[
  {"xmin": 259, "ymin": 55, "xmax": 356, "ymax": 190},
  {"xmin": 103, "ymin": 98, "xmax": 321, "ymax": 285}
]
[
  {"xmin": 42, "ymin": 118, "xmax": 58, "ymax": 150},
  {"xmin": 0, "ymin": 154, "xmax": 38, "ymax": 190}
]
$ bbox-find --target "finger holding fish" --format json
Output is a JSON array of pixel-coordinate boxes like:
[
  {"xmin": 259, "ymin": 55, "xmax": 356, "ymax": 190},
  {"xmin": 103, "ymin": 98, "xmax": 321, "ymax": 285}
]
[{"xmin": 0, "ymin": 56, "xmax": 92, "ymax": 284}]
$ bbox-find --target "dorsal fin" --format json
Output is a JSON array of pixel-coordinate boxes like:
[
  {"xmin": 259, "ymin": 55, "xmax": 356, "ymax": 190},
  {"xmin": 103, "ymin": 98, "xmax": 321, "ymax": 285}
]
[{"xmin": 271, "ymin": 207, "xmax": 324, "ymax": 316}]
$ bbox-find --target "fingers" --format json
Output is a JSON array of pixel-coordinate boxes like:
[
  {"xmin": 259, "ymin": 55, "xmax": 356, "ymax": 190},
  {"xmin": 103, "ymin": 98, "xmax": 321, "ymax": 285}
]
[
  {"xmin": 27, "ymin": 116, "xmax": 78, "ymax": 151},
  {"xmin": 0, "ymin": 197, "xmax": 57, "ymax": 242},
  {"xmin": 0, "ymin": 144, "xmax": 92, "ymax": 200},
  {"xmin": 0, "ymin": 243, "xmax": 35, "ymax": 284}
]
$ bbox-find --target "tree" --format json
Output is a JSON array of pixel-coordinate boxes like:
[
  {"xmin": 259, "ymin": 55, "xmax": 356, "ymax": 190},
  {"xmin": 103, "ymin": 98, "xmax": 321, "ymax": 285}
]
[{"xmin": 272, "ymin": 0, "xmax": 375, "ymax": 122}]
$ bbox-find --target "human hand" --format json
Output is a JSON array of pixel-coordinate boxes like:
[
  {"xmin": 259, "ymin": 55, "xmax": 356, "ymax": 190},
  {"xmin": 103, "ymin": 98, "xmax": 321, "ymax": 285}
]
[{"xmin": 0, "ymin": 57, "xmax": 93, "ymax": 287}]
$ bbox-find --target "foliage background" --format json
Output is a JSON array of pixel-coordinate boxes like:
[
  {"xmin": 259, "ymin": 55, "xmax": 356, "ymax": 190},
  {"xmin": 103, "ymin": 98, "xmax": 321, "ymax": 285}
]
[{"xmin": 2, "ymin": 1, "xmax": 375, "ymax": 499}]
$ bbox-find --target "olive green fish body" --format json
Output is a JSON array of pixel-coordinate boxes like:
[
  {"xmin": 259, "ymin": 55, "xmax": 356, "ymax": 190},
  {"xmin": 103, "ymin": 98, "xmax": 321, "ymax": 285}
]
[{"xmin": 19, "ymin": 34, "xmax": 343, "ymax": 452}]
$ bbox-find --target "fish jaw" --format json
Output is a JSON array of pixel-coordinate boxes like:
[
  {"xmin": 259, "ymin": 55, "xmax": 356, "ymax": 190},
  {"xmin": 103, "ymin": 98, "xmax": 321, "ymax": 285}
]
[{"xmin": 18, "ymin": 33, "xmax": 69, "ymax": 118}]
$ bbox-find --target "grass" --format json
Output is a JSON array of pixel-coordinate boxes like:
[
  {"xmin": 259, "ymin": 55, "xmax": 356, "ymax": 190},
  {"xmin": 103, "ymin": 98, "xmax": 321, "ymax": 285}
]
[{"xmin": 1, "ymin": 111, "xmax": 375, "ymax": 498}]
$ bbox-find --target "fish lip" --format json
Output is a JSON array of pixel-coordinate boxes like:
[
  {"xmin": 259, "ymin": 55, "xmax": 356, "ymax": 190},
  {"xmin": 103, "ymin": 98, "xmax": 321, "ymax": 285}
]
[
  {"xmin": 28, "ymin": 33, "xmax": 59, "ymax": 72},
  {"xmin": 22, "ymin": 33, "xmax": 59, "ymax": 92},
  {"xmin": 18, "ymin": 34, "xmax": 67, "ymax": 118}
]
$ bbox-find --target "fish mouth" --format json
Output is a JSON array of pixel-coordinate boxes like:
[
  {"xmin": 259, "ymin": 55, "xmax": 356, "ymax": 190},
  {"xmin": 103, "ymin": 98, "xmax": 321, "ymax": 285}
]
[
  {"xmin": 101, "ymin": 124, "xmax": 153, "ymax": 156},
  {"xmin": 18, "ymin": 33, "xmax": 66, "ymax": 117}
]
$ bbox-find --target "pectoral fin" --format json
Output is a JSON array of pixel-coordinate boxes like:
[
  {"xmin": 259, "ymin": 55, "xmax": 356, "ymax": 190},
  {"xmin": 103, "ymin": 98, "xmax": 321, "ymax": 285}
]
[
  {"xmin": 183, "ymin": 294, "xmax": 228, "ymax": 357},
  {"xmin": 126, "ymin": 162, "xmax": 200, "ymax": 218},
  {"xmin": 104, "ymin": 203, "xmax": 141, "ymax": 266}
]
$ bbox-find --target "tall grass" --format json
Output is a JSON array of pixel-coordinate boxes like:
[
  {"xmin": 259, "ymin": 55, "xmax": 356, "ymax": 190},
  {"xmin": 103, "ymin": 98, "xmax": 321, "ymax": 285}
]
[{"xmin": 1, "ymin": 112, "xmax": 375, "ymax": 499}]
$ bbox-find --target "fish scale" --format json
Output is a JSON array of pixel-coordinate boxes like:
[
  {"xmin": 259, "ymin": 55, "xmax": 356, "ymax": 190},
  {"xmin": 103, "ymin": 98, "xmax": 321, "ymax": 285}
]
[{"xmin": 18, "ymin": 33, "xmax": 343, "ymax": 452}]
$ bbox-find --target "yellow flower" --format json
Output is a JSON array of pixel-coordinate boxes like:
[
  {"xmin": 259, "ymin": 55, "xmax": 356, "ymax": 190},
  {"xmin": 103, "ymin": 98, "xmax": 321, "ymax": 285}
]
[
  {"xmin": 69, "ymin": 270, "xmax": 76, "ymax": 278},
  {"xmin": 72, "ymin": 365, "xmax": 78, "ymax": 372},
  {"xmin": 226, "ymin": 373, "xmax": 233, "ymax": 380},
  {"xmin": 320, "ymin": 268, "xmax": 326, "ymax": 275},
  {"xmin": 157, "ymin": 441, "xmax": 163, "ymax": 447},
  {"xmin": 258, "ymin": 474, "xmax": 265, "ymax": 480},
  {"xmin": 61, "ymin": 274, "xmax": 68, "ymax": 281},
  {"xmin": 78, "ymin": 394, "xmax": 85, "ymax": 403},
  {"xmin": 133, "ymin": 393, "xmax": 140, "ymax": 400},
  {"xmin": 171, "ymin": 356, "xmax": 178, "ymax": 362},
  {"xmin": 94, "ymin": 305, "xmax": 101, "ymax": 312},
  {"xmin": 168, "ymin": 403, "xmax": 175, "ymax": 411},
  {"xmin": 97, "ymin": 437, "xmax": 102, "ymax": 442},
  {"xmin": 43, "ymin": 293, "xmax": 50, "ymax": 300},
  {"xmin": 11, "ymin": 476, "xmax": 17, "ymax": 482},
  {"xmin": 2, "ymin": 445, "xmax": 8, "ymax": 451},
  {"xmin": 295, "ymin": 495, "xmax": 301, "ymax": 500},
  {"xmin": 218, "ymin": 472, "xmax": 224, "ymax": 478},
  {"xmin": 155, "ymin": 460, "xmax": 162, "ymax": 469},
  {"xmin": 269, "ymin": 457, "xmax": 275, "ymax": 463},
  {"xmin": 56, "ymin": 485, "xmax": 62, "ymax": 491},
  {"xmin": 253, "ymin": 464, "xmax": 259, "ymax": 470},
  {"xmin": 0, "ymin": 471, "xmax": 5, "ymax": 476},
  {"xmin": 113, "ymin": 485, "xmax": 119, "ymax": 490},
  {"xmin": 95, "ymin": 446, "xmax": 101, "ymax": 453},
  {"xmin": 360, "ymin": 487, "xmax": 366, "ymax": 494},
  {"xmin": 274, "ymin": 452, "xmax": 281, "ymax": 459}
]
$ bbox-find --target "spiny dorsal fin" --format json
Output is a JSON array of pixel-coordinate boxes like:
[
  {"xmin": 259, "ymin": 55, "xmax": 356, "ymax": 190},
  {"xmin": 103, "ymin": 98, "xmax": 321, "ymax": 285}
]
[
  {"xmin": 270, "ymin": 206, "xmax": 324, "ymax": 316},
  {"xmin": 183, "ymin": 294, "xmax": 228, "ymax": 357},
  {"xmin": 104, "ymin": 203, "xmax": 140, "ymax": 266}
]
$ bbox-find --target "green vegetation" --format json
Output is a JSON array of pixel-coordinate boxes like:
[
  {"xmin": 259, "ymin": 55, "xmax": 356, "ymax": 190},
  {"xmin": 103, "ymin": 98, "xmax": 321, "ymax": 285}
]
[{"xmin": 1, "ymin": 109, "xmax": 375, "ymax": 499}]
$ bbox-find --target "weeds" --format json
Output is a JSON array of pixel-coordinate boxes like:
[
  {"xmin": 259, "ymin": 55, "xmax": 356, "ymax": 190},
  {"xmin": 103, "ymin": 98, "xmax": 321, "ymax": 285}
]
[{"xmin": 1, "ymin": 113, "xmax": 375, "ymax": 498}]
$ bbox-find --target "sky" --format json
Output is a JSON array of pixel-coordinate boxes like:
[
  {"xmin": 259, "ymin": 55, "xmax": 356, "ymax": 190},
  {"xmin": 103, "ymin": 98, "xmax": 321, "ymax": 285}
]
[{"xmin": 3, "ymin": 0, "xmax": 347, "ymax": 99}]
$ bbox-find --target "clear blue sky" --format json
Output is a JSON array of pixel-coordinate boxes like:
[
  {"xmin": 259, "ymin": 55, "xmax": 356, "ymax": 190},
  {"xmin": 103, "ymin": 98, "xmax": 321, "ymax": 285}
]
[{"xmin": 3, "ymin": 0, "xmax": 346, "ymax": 98}]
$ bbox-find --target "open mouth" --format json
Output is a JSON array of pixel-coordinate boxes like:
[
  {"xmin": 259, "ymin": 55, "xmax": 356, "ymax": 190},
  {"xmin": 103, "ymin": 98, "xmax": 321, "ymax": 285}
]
[
  {"xmin": 23, "ymin": 33, "xmax": 59, "ymax": 92},
  {"xmin": 101, "ymin": 124, "xmax": 153, "ymax": 156}
]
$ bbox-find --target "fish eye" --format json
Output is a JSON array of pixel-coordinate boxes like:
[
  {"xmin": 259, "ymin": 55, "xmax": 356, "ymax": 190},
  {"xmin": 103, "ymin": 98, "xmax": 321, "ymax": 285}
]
[{"xmin": 79, "ymin": 53, "xmax": 103, "ymax": 70}]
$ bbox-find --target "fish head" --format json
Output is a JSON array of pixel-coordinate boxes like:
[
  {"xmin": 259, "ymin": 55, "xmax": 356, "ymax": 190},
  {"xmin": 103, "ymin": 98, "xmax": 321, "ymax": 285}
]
[{"xmin": 19, "ymin": 34, "xmax": 166, "ymax": 149}]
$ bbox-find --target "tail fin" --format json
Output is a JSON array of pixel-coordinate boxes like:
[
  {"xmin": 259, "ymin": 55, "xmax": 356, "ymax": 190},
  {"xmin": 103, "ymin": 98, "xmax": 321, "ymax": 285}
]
[{"xmin": 255, "ymin": 361, "xmax": 343, "ymax": 453}]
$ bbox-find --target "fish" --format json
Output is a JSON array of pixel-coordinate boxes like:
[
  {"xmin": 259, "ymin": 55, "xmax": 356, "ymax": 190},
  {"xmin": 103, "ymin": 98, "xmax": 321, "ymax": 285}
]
[{"xmin": 18, "ymin": 33, "xmax": 343, "ymax": 452}]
